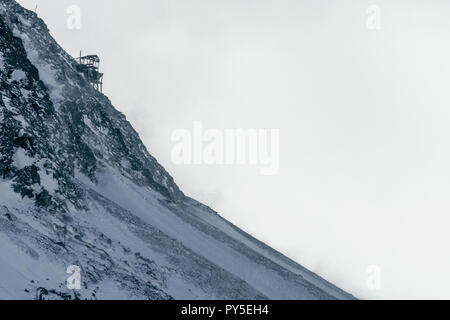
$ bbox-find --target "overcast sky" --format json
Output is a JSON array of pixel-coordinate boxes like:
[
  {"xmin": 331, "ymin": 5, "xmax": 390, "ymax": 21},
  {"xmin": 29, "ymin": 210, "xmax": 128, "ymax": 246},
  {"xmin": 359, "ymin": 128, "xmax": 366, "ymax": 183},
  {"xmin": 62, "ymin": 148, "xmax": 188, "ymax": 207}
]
[{"xmin": 16, "ymin": 0, "xmax": 450, "ymax": 299}]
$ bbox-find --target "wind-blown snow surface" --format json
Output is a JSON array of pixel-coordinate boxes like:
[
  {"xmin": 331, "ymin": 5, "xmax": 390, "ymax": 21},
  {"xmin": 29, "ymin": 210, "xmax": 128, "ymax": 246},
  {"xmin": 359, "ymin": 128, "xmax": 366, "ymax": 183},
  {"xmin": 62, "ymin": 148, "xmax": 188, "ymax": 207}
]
[{"xmin": 0, "ymin": 0, "xmax": 354, "ymax": 300}]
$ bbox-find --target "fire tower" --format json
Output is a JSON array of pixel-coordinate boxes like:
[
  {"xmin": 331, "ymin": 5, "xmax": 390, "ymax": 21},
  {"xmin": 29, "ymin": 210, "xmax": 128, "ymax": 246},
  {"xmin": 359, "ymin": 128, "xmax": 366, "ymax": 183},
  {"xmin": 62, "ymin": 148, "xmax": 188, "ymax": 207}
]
[{"xmin": 75, "ymin": 52, "xmax": 104, "ymax": 92}]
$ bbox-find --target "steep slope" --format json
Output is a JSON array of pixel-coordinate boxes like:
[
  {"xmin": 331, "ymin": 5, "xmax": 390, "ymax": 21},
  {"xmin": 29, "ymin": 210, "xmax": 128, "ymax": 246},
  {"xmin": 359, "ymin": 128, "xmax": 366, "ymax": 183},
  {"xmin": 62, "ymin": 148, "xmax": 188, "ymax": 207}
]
[{"xmin": 0, "ymin": 0, "xmax": 354, "ymax": 300}]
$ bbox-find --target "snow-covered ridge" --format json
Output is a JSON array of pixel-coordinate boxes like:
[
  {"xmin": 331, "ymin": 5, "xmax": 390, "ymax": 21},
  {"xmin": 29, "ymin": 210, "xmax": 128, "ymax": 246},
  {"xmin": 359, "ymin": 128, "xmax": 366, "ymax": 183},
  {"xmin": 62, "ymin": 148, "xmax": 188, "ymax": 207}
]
[{"xmin": 0, "ymin": 0, "xmax": 355, "ymax": 300}]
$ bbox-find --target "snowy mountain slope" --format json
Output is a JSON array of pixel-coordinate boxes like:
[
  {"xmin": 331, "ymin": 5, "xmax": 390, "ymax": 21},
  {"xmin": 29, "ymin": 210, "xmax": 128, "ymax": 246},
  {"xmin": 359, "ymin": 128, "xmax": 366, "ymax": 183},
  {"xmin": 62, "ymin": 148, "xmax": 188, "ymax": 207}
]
[{"xmin": 0, "ymin": 0, "xmax": 354, "ymax": 300}]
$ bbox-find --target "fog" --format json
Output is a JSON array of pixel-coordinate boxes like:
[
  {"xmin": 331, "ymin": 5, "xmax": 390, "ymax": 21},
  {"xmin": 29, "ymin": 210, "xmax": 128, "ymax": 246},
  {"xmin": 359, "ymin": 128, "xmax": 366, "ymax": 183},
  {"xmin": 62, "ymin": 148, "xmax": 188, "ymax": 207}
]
[{"xmin": 17, "ymin": 0, "xmax": 450, "ymax": 299}]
